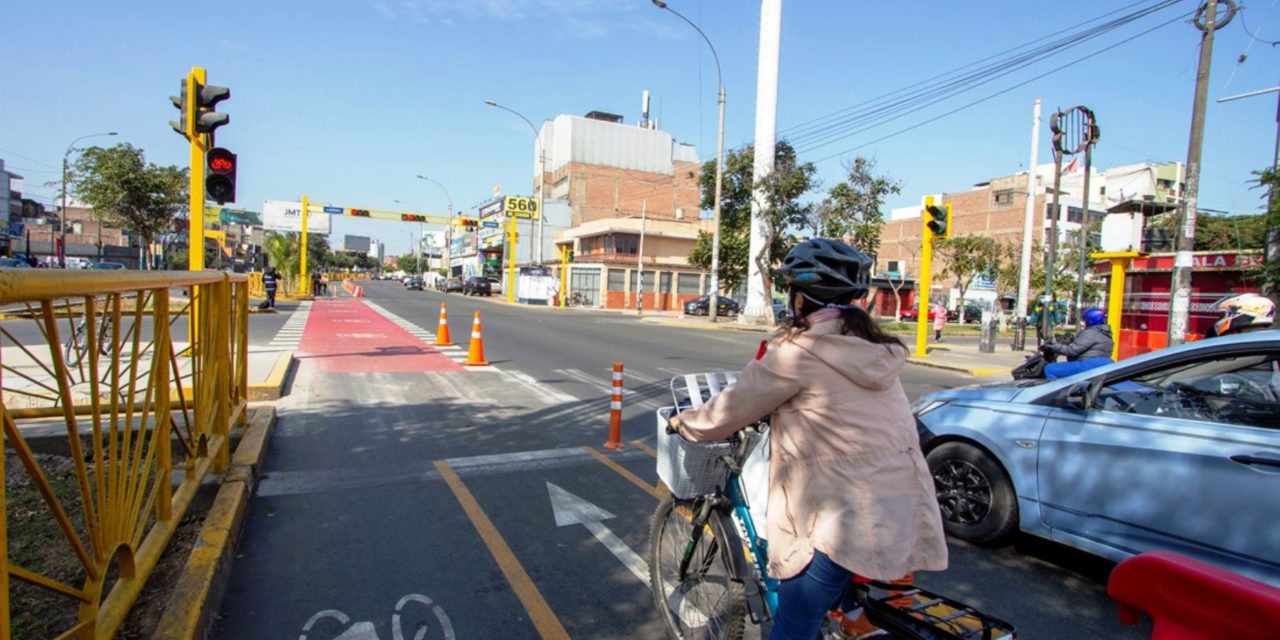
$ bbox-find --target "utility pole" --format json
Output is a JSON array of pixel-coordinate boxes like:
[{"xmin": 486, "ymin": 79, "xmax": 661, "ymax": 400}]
[
  {"xmin": 1044, "ymin": 120, "xmax": 1065, "ymax": 343},
  {"xmin": 1074, "ymin": 112, "xmax": 1100, "ymax": 324},
  {"xmin": 1168, "ymin": 0, "xmax": 1224, "ymax": 345},
  {"xmin": 1016, "ymin": 98, "xmax": 1042, "ymax": 326},
  {"xmin": 744, "ymin": 0, "xmax": 782, "ymax": 324}
]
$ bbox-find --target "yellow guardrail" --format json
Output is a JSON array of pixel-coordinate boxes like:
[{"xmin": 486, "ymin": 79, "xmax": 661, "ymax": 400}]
[{"xmin": 0, "ymin": 269, "xmax": 248, "ymax": 639}]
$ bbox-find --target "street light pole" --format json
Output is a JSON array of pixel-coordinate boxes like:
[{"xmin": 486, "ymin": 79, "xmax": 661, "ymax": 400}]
[
  {"xmin": 417, "ymin": 174, "xmax": 455, "ymax": 278},
  {"xmin": 484, "ymin": 100, "xmax": 546, "ymax": 271},
  {"xmin": 652, "ymin": 0, "xmax": 726, "ymax": 322},
  {"xmin": 61, "ymin": 131, "xmax": 117, "ymax": 267}
]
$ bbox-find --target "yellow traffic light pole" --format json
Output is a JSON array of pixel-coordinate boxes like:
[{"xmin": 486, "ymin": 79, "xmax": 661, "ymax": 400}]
[
  {"xmin": 300, "ymin": 195, "xmax": 310, "ymax": 297},
  {"xmin": 559, "ymin": 244, "xmax": 569, "ymax": 308},
  {"xmin": 915, "ymin": 197, "xmax": 952, "ymax": 358},
  {"xmin": 186, "ymin": 67, "xmax": 208, "ymax": 350},
  {"xmin": 507, "ymin": 215, "xmax": 518, "ymax": 303}
]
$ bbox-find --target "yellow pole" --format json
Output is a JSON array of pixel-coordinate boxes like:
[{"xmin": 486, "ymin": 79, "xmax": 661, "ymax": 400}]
[
  {"xmin": 560, "ymin": 244, "xmax": 569, "ymax": 307},
  {"xmin": 506, "ymin": 214, "xmax": 517, "ymax": 303},
  {"xmin": 188, "ymin": 67, "xmax": 207, "ymax": 352},
  {"xmin": 915, "ymin": 196, "xmax": 936, "ymax": 358},
  {"xmin": 1091, "ymin": 251, "xmax": 1138, "ymax": 361},
  {"xmin": 300, "ymin": 195, "xmax": 310, "ymax": 297}
]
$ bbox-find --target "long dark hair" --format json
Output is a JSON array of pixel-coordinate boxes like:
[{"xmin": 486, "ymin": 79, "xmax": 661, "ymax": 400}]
[{"xmin": 781, "ymin": 290, "xmax": 905, "ymax": 350}]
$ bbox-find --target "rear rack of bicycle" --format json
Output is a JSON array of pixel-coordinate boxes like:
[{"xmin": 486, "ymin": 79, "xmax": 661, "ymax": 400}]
[{"xmin": 863, "ymin": 583, "xmax": 1017, "ymax": 639}]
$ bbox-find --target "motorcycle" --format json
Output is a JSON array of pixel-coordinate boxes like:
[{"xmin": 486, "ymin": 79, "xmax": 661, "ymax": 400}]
[{"xmin": 1012, "ymin": 332, "xmax": 1076, "ymax": 380}]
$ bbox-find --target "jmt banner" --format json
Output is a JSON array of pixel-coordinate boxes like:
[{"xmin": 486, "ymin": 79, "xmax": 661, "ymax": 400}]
[{"xmin": 263, "ymin": 200, "xmax": 331, "ymax": 234}]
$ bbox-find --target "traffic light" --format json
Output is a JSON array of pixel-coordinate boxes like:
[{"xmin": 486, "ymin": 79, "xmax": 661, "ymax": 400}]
[
  {"xmin": 460, "ymin": 218, "xmax": 479, "ymax": 230},
  {"xmin": 194, "ymin": 82, "xmax": 231, "ymax": 140},
  {"xmin": 205, "ymin": 147, "xmax": 237, "ymax": 204},
  {"xmin": 925, "ymin": 202, "xmax": 951, "ymax": 239},
  {"xmin": 169, "ymin": 75, "xmax": 193, "ymax": 138},
  {"xmin": 350, "ymin": 209, "xmax": 371, "ymax": 217},
  {"xmin": 401, "ymin": 214, "xmax": 427, "ymax": 222}
]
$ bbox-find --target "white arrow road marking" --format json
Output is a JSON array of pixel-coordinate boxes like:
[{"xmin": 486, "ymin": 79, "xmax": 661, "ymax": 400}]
[{"xmin": 547, "ymin": 482, "xmax": 649, "ymax": 587}]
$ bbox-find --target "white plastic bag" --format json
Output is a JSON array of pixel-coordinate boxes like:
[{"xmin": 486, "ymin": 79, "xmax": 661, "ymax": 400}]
[{"xmin": 739, "ymin": 428, "xmax": 770, "ymax": 540}]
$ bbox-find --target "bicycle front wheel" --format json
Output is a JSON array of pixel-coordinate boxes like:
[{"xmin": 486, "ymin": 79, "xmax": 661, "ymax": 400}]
[{"xmin": 649, "ymin": 495, "xmax": 746, "ymax": 640}]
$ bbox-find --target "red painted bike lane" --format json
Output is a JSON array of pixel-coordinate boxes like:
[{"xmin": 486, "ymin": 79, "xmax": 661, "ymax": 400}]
[{"xmin": 298, "ymin": 299, "xmax": 463, "ymax": 373}]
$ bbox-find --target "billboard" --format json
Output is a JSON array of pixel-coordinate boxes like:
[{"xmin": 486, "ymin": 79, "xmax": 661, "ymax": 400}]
[
  {"xmin": 343, "ymin": 235, "xmax": 371, "ymax": 254},
  {"xmin": 477, "ymin": 196, "xmax": 505, "ymax": 247},
  {"xmin": 263, "ymin": 200, "xmax": 331, "ymax": 234}
]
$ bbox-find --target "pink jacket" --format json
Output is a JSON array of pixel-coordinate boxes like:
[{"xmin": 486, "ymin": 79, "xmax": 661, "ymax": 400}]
[{"xmin": 675, "ymin": 318, "xmax": 949, "ymax": 580}]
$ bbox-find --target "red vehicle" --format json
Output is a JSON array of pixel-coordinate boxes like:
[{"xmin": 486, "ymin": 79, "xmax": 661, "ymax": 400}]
[{"xmin": 899, "ymin": 303, "xmax": 921, "ymax": 321}]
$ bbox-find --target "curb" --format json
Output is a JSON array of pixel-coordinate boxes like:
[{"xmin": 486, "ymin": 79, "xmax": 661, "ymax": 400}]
[
  {"xmin": 247, "ymin": 351, "xmax": 294, "ymax": 401},
  {"xmin": 153, "ymin": 406, "xmax": 276, "ymax": 640},
  {"xmin": 907, "ymin": 358, "xmax": 1012, "ymax": 377},
  {"xmin": 640, "ymin": 316, "xmax": 775, "ymax": 334}
]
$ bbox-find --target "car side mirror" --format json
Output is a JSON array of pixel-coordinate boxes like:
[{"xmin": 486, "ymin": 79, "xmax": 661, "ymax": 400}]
[{"xmin": 1063, "ymin": 379, "xmax": 1104, "ymax": 411}]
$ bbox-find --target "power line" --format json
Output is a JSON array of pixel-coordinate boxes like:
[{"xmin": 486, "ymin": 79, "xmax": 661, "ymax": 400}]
[
  {"xmin": 807, "ymin": 8, "xmax": 1193, "ymax": 165},
  {"xmin": 789, "ymin": 0, "xmax": 1185, "ymax": 154},
  {"xmin": 0, "ymin": 148, "xmax": 59, "ymax": 170}
]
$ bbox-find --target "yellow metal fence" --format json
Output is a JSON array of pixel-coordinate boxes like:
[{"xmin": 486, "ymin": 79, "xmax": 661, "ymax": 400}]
[{"xmin": 0, "ymin": 270, "xmax": 248, "ymax": 639}]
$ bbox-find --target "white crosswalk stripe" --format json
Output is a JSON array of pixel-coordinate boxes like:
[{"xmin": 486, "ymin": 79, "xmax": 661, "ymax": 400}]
[{"xmin": 268, "ymin": 301, "xmax": 312, "ymax": 348}]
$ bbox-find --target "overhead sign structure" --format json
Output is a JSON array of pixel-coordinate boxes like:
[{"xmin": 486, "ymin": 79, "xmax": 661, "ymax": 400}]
[
  {"xmin": 482, "ymin": 221, "xmax": 500, "ymax": 228},
  {"xmin": 263, "ymin": 199, "xmax": 332, "ymax": 234},
  {"xmin": 504, "ymin": 195, "xmax": 539, "ymax": 220}
]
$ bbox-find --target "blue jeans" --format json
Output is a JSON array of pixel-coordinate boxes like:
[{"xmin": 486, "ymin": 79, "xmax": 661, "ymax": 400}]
[
  {"xmin": 1044, "ymin": 356, "xmax": 1113, "ymax": 379},
  {"xmin": 769, "ymin": 550, "xmax": 852, "ymax": 640}
]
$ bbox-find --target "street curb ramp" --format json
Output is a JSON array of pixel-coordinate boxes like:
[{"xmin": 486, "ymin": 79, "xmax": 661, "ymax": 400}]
[
  {"xmin": 247, "ymin": 351, "xmax": 295, "ymax": 401},
  {"xmin": 153, "ymin": 405, "xmax": 277, "ymax": 640}
]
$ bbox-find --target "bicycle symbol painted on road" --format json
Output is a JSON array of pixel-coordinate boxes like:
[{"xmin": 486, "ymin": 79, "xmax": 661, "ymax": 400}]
[{"xmin": 299, "ymin": 594, "xmax": 455, "ymax": 640}]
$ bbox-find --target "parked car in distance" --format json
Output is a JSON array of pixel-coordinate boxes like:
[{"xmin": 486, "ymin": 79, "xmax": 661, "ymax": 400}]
[
  {"xmin": 65, "ymin": 257, "xmax": 93, "ymax": 269},
  {"xmin": 404, "ymin": 276, "xmax": 424, "ymax": 291},
  {"xmin": 0, "ymin": 257, "xmax": 31, "ymax": 268},
  {"xmin": 914, "ymin": 330, "xmax": 1280, "ymax": 587},
  {"xmin": 462, "ymin": 277, "xmax": 492, "ymax": 296},
  {"xmin": 947, "ymin": 303, "xmax": 985, "ymax": 324},
  {"xmin": 684, "ymin": 295, "xmax": 740, "ymax": 317},
  {"xmin": 90, "ymin": 262, "xmax": 125, "ymax": 270},
  {"xmin": 772, "ymin": 299, "xmax": 790, "ymax": 323},
  {"xmin": 486, "ymin": 277, "xmax": 502, "ymax": 295},
  {"xmin": 442, "ymin": 278, "xmax": 464, "ymax": 293}
]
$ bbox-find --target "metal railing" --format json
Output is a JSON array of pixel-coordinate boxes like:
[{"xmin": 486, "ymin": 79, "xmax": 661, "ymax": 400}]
[{"xmin": 0, "ymin": 269, "xmax": 248, "ymax": 639}]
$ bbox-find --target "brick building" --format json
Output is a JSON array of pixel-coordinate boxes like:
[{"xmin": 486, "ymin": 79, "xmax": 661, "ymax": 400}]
[
  {"xmin": 534, "ymin": 109, "xmax": 711, "ymax": 310},
  {"xmin": 13, "ymin": 203, "xmax": 135, "ymax": 266},
  {"xmin": 876, "ymin": 161, "xmax": 1183, "ymax": 315}
]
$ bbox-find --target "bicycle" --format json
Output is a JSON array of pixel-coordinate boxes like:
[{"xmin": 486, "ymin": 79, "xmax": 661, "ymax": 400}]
[
  {"xmin": 63, "ymin": 308, "xmax": 113, "ymax": 368},
  {"xmin": 650, "ymin": 372, "xmax": 1017, "ymax": 639}
]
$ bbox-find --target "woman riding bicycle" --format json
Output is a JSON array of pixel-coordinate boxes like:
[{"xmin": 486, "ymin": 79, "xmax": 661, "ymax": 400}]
[{"xmin": 668, "ymin": 238, "xmax": 948, "ymax": 640}]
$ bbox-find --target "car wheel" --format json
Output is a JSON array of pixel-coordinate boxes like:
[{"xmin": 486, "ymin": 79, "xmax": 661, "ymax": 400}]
[{"xmin": 926, "ymin": 442, "xmax": 1018, "ymax": 545}]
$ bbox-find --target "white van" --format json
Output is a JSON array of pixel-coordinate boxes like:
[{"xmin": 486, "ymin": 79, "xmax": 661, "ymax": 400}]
[{"xmin": 65, "ymin": 257, "xmax": 93, "ymax": 269}]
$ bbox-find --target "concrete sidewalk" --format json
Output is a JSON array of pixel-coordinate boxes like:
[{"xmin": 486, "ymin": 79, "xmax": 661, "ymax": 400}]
[
  {"xmin": 1, "ymin": 342, "xmax": 295, "ymax": 410},
  {"xmin": 907, "ymin": 342, "xmax": 1030, "ymax": 377}
]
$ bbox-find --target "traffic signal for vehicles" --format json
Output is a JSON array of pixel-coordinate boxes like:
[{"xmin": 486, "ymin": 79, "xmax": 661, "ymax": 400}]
[
  {"xmin": 205, "ymin": 147, "xmax": 237, "ymax": 204},
  {"xmin": 169, "ymin": 76, "xmax": 192, "ymax": 138},
  {"xmin": 401, "ymin": 214, "xmax": 427, "ymax": 223},
  {"xmin": 460, "ymin": 218, "xmax": 479, "ymax": 230},
  {"xmin": 350, "ymin": 209, "xmax": 371, "ymax": 217},
  {"xmin": 925, "ymin": 202, "xmax": 951, "ymax": 239},
  {"xmin": 194, "ymin": 83, "xmax": 231, "ymax": 139}
]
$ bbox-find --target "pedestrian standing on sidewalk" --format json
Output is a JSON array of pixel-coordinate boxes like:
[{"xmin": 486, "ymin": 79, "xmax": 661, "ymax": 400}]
[
  {"xmin": 932, "ymin": 303, "xmax": 947, "ymax": 342},
  {"xmin": 263, "ymin": 268, "xmax": 278, "ymax": 309},
  {"xmin": 319, "ymin": 273, "xmax": 329, "ymax": 297}
]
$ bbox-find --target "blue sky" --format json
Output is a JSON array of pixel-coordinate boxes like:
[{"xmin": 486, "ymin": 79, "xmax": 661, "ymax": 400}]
[{"xmin": 3, "ymin": 0, "xmax": 1278, "ymax": 256}]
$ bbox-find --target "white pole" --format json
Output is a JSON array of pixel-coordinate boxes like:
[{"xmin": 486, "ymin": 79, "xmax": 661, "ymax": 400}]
[
  {"xmin": 744, "ymin": 0, "xmax": 782, "ymax": 324},
  {"xmin": 1016, "ymin": 98, "xmax": 1042, "ymax": 320},
  {"xmin": 637, "ymin": 200, "xmax": 646, "ymax": 316}
]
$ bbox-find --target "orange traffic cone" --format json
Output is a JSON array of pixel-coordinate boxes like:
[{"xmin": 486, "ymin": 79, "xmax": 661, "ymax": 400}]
[
  {"xmin": 436, "ymin": 303, "xmax": 452, "ymax": 346},
  {"xmin": 465, "ymin": 311, "xmax": 489, "ymax": 366}
]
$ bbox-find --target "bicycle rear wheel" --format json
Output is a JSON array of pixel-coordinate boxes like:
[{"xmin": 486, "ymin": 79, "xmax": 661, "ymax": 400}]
[{"xmin": 649, "ymin": 495, "xmax": 745, "ymax": 640}]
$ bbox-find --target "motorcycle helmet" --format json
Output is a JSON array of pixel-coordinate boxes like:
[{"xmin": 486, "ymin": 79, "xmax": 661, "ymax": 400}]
[
  {"xmin": 1082, "ymin": 308, "xmax": 1106, "ymax": 327},
  {"xmin": 774, "ymin": 238, "xmax": 872, "ymax": 303},
  {"xmin": 1208, "ymin": 293, "xmax": 1275, "ymax": 337}
]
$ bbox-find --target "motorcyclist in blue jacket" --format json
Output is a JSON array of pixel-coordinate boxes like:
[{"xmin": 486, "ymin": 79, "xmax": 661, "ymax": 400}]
[{"xmin": 1044, "ymin": 308, "xmax": 1114, "ymax": 379}]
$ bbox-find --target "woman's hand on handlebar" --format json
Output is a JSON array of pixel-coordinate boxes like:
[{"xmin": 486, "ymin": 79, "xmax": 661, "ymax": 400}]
[{"xmin": 666, "ymin": 415, "xmax": 681, "ymax": 435}]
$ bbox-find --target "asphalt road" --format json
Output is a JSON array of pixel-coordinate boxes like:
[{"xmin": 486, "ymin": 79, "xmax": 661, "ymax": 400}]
[{"xmin": 214, "ymin": 283, "xmax": 1145, "ymax": 639}]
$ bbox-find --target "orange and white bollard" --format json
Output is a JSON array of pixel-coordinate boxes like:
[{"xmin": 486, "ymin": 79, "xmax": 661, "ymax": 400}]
[
  {"xmin": 603, "ymin": 361, "xmax": 625, "ymax": 450},
  {"xmin": 436, "ymin": 303, "xmax": 452, "ymax": 346},
  {"xmin": 464, "ymin": 311, "xmax": 489, "ymax": 366}
]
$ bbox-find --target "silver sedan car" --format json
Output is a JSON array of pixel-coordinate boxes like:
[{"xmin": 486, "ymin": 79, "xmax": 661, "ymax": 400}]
[{"xmin": 914, "ymin": 331, "xmax": 1280, "ymax": 586}]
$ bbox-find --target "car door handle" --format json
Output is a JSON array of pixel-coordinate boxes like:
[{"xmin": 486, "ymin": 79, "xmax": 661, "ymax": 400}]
[{"xmin": 1229, "ymin": 454, "xmax": 1280, "ymax": 469}]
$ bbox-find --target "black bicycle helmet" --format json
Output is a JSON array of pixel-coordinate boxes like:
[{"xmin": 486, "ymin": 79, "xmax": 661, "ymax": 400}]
[{"xmin": 775, "ymin": 238, "xmax": 872, "ymax": 302}]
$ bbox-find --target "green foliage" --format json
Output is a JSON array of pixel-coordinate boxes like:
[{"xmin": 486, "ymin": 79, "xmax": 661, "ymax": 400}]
[
  {"xmin": 1248, "ymin": 167, "xmax": 1280, "ymax": 293},
  {"xmin": 934, "ymin": 234, "xmax": 1000, "ymax": 321},
  {"xmin": 814, "ymin": 156, "xmax": 901, "ymax": 260},
  {"xmin": 1150, "ymin": 209, "xmax": 1266, "ymax": 252},
  {"xmin": 397, "ymin": 254, "xmax": 421, "ymax": 273},
  {"xmin": 264, "ymin": 232, "xmax": 299, "ymax": 278},
  {"xmin": 688, "ymin": 141, "xmax": 817, "ymax": 294},
  {"xmin": 68, "ymin": 143, "xmax": 187, "ymax": 269}
]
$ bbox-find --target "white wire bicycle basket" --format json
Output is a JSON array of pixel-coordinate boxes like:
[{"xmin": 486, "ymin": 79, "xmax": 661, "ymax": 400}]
[{"xmin": 656, "ymin": 371, "xmax": 744, "ymax": 499}]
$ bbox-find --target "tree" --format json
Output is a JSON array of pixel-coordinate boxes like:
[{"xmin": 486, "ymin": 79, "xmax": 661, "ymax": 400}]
[
  {"xmin": 1150, "ymin": 209, "xmax": 1266, "ymax": 252},
  {"xmin": 397, "ymin": 255, "xmax": 420, "ymax": 273},
  {"xmin": 934, "ymin": 234, "xmax": 1000, "ymax": 323},
  {"xmin": 264, "ymin": 232, "xmax": 299, "ymax": 278},
  {"xmin": 814, "ymin": 156, "xmax": 901, "ymax": 261},
  {"xmin": 69, "ymin": 143, "xmax": 188, "ymax": 270},
  {"xmin": 886, "ymin": 243, "xmax": 918, "ymax": 320},
  {"xmin": 688, "ymin": 141, "xmax": 817, "ymax": 303},
  {"xmin": 1250, "ymin": 167, "xmax": 1280, "ymax": 294}
]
